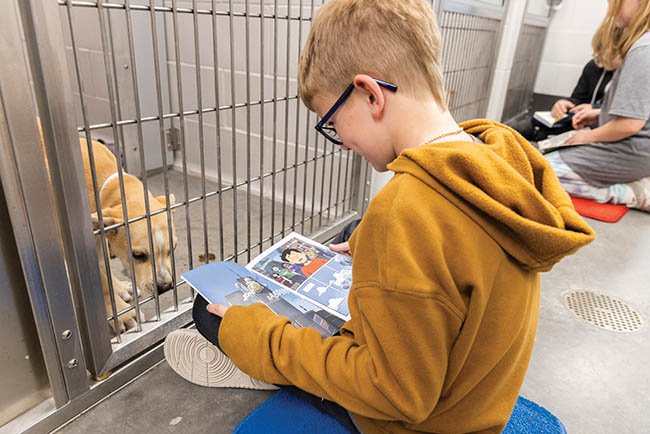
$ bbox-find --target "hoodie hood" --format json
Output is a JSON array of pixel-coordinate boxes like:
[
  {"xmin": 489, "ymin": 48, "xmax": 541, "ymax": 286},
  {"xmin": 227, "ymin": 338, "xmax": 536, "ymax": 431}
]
[{"xmin": 387, "ymin": 119, "xmax": 595, "ymax": 271}]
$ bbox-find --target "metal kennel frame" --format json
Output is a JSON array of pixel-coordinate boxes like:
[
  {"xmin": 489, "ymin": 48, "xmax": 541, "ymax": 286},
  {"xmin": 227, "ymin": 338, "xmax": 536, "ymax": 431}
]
[
  {"xmin": 501, "ymin": 4, "xmax": 552, "ymax": 122},
  {"xmin": 57, "ymin": 0, "xmax": 368, "ymax": 374},
  {"xmin": 0, "ymin": 1, "xmax": 530, "ymax": 433},
  {"xmin": 439, "ymin": 0, "xmax": 506, "ymax": 121}
]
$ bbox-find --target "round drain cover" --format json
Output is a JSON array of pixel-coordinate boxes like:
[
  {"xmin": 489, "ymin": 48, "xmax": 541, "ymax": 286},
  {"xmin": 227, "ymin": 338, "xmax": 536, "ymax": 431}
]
[{"xmin": 563, "ymin": 290, "xmax": 643, "ymax": 333}]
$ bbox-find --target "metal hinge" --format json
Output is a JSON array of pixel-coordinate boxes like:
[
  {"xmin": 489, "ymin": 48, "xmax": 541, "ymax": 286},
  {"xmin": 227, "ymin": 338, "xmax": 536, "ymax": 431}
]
[{"xmin": 166, "ymin": 127, "xmax": 180, "ymax": 151}]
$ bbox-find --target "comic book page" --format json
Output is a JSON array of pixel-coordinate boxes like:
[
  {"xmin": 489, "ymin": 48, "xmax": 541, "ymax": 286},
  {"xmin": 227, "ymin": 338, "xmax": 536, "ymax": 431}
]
[
  {"xmin": 182, "ymin": 261, "xmax": 345, "ymax": 337},
  {"xmin": 246, "ymin": 232, "xmax": 352, "ymax": 321}
]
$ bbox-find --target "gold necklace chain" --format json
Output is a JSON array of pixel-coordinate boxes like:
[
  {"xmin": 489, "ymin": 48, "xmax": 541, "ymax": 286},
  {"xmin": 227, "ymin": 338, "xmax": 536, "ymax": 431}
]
[{"xmin": 421, "ymin": 128, "xmax": 464, "ymax": 147}]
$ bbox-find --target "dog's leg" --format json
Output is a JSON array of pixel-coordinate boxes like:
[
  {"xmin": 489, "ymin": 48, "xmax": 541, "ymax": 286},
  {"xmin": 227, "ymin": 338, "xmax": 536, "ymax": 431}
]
[
  {"xmin": 99, "ymin": 264, "xmax": 145, "ymax": 334},
  {"xmin": 104, "ymin": 287, "xmax": 136, "ymax": 334},
  {"xmin": 117, "ymin": 279, "xmax": 133, "ymax": 302},
  {"xmin": 123, "ymin": 280, "xmax": 142, "ymax": 300}
]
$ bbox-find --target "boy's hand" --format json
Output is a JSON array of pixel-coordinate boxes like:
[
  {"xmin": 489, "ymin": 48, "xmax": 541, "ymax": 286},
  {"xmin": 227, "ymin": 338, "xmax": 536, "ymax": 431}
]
[
  {"xmin": 564, "ymin": 128, "xmax": 594, "ymax": 146},
  {"xmin": 551, "ymin": 99, "xmax": 575, "ymax": 119},
  {"xmin": 329, "ymin": 241, "xmax": 351, "ymax": 256},
  {"xmin": 207, "ymin": 303, "xmax": 230, "ymax": 317}
]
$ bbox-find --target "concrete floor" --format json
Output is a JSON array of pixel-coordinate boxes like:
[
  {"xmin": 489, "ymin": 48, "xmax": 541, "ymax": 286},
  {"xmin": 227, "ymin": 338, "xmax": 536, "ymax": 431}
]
[{"xmin": 57, "ymin": 209, "xmax": 650, "ymax": 434}]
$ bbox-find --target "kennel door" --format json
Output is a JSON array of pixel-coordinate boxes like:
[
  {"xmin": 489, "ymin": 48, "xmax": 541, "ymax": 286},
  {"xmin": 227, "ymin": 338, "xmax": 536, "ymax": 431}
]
[{"xmin": 63, "ymin": 2, "xmax": 175, "ymax": 177}]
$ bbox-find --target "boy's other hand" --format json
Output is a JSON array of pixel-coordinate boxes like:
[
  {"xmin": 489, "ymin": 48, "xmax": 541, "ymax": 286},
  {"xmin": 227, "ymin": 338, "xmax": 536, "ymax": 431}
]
[
  {"xmin": 551, "ymin": 99, "xmax": 575, "ymax": 119},
  {"xmin": 329, "ymin": 241, "xmax": 351, "ymax": 256},
  {"xmin": 572, "ymin": 108, "xmax": 600, "ymax": 129},
  {"xmin": 207, "ymin": 303, "xmax": 230, "ymax": 317}
]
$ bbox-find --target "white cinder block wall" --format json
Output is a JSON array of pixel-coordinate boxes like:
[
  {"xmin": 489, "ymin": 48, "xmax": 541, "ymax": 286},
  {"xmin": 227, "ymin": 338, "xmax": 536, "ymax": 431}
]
[{"xmin": 534, "ymin": 0, "xmax": 609, "ymax": 97}]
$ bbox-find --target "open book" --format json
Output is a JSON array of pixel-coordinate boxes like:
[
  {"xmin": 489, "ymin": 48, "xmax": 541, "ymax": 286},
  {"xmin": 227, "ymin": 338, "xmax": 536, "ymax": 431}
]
[
  {"xmin": 182, "ymin": 233, "xmax": 351, "ymax": 337},
  {"xmin": 536, "ymin": 130, "xmax": 589, "ymax": 154},
  {"xmin": 533, "ymin": 111, "xmax": 574, "ymax": 129}
]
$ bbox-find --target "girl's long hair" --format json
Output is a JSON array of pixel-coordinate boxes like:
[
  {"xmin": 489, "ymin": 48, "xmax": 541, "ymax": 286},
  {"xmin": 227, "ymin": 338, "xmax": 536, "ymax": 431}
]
[{"xmin": 593, "ymin": 0, "xmax": 650, "ymax": 69}]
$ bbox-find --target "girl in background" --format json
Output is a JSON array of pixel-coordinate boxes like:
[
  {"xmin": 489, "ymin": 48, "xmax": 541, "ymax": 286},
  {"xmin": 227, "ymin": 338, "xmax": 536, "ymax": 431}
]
[{"xmin": 546, "ymin": 0, "xmax": 650, "ymax": 211}]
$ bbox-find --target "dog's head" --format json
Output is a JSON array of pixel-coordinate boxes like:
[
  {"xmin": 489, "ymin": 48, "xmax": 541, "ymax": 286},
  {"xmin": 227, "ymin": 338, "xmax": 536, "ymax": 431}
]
[{"xmin": 93, "ymin": 175, "xmax": 177, "ymax": 296}]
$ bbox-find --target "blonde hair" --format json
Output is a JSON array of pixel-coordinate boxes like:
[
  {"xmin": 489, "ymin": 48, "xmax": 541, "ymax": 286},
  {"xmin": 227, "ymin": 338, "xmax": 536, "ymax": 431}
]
[
  {"xmin": 298, "ymin": 0, "xmax": 446, "ymax": 111},
  {"xmin": 593, "ymin": 0, "xmax": 650, "ymax": 69}
]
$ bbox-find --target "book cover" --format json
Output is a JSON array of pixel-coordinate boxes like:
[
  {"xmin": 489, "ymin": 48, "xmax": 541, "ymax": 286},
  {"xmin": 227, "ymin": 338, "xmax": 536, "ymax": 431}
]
[{"xmin": 533, "ymin": 111, "xmax": 574, "ymax": 129}]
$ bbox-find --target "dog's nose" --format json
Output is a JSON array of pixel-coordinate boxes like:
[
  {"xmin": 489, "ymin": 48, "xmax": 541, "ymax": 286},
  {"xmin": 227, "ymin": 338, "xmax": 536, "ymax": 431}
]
[{"xmin": 157, "ymin": 282, "xmax": 173, "ymax": 294}]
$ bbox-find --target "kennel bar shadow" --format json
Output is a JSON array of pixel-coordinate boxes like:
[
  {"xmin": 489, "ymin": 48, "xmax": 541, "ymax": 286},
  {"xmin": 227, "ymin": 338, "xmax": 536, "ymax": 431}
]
[{"xmin": 0, "ymin": 0, "xmax": 551, "ymax": 432}]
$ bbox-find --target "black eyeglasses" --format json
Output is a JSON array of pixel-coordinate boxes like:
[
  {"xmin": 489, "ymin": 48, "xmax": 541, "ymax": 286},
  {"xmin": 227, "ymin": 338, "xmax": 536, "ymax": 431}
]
[{"xmin": 314, "ymin": 78, "xmax": 398, "ymax": 145}]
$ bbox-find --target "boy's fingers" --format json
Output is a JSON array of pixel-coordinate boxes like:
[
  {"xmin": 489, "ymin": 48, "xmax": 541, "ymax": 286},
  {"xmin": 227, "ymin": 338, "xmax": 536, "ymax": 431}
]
[
  {"xmin": 329, "ymin": 242, "xmax": 350, "ymax": 252},
  {"xmin": 206, "ymin": 303, "xmax": 229, "ymax": 317}
]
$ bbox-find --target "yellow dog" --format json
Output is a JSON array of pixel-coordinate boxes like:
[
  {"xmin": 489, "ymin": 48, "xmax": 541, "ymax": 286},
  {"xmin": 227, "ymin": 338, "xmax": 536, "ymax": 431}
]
[{"xmin": 80, "ymin": 138, "xmax": 177, "ymax": 333}]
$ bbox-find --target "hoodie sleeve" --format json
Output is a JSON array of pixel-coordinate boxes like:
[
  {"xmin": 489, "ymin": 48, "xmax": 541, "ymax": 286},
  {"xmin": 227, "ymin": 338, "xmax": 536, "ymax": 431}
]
[{"xmin": 218, "ymin": 283, "xmax": 463, "ymax": 423}]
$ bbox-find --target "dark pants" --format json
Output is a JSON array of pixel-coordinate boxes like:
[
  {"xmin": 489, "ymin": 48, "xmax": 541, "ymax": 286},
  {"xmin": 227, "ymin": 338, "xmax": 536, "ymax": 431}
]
[
  {"xmin": 192, "ymin": 296, "xmax": 360, "ymax": 433},
  {"xmin": 508, "ymin": 116, "xmax": 574, "ymax": 142},
  {"xmin": 192, "ymin": 219, "xmax": 363, "ymax": 433}
]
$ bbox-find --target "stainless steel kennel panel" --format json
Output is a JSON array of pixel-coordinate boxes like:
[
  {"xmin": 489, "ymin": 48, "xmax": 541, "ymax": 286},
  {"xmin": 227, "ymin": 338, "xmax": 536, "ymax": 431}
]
[
  {"xmin": 501, "ymin": 2, "xmax": 551, "ymax": 123},
  {"xmin": 0, "ymin": 179, "xmax": 52, "ymax": 428},
  {"xmin": 162, "ymin": 0, "xmax": 360, "ymax": 262},
  {"xmin": 439, "ymin": 0, "xmax": 505, "ymax": 121},
  {"xmin": 52, "ymin": 0, "xmax": 366, "ymax": 375}
]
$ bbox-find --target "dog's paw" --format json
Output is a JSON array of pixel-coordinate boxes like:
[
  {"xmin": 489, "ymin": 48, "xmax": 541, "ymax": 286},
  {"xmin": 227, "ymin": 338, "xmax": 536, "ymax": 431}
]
[
  {"xmin": 118, "ymin": 289, "xmax": 132, "ymax": 302},
  {"xmin": 109, "ymin": 319, "xmax": 125, "ymax": 335},
  {"xmin": 108, "ymin": 309, "xmax": 141, "ymax": 335},
  {"xmin": 132, "ymin": 286, "xmax": 142, "ymax": 298},
  {"xmin": 122, "ymin": 281, "xmax": 143, "ymax": 300},
  {"xmin": 122, "ymin": 314, "xmax": 138, "ymax": 331},
  {"xmin": 116, "ymin": 280, "xmax": 136, "ymax": 302}
]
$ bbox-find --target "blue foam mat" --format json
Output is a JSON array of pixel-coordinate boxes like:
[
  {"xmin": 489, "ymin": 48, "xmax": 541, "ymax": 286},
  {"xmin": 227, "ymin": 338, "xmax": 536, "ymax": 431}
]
[
  {"xmin": 503, "ymin": 396, "xmax": 568, "ymax": 434},
  {"xmin": 234, "ymin": 390, "xmax": 567, "ymax": 434},
  {"xmin": 233, "ymin": 389, "xmax": 350, "ymax": 434}
]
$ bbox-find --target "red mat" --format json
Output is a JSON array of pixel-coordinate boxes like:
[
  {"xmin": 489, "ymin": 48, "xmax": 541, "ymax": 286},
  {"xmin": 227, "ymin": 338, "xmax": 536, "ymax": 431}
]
[{"xmin": 570, "ymin": 197, "xmax": 629, "ymax": 223}]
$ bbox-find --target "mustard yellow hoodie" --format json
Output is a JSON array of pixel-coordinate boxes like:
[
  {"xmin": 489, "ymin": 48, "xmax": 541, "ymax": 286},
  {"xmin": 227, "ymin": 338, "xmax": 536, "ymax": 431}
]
[{"xmin": 219, "ymin": 120, "xmax": 595, "ymax": 433}]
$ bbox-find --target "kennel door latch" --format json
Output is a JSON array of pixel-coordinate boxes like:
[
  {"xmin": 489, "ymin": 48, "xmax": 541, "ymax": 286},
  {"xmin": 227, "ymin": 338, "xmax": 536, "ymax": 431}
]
[{"xmin": 166, "ymin": 127, "xmax": 181, "ymax": 151}]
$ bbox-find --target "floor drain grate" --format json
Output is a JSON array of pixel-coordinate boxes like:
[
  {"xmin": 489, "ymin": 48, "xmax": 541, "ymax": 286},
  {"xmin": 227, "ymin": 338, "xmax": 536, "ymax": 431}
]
[{"xmin": 563, "ymin": 290, "xmax": 644, "ymax": 333}]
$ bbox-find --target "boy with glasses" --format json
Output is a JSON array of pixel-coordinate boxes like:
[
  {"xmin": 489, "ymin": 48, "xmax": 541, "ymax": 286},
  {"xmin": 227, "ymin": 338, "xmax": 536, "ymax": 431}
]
[{"xmin": 166, "ymin": 1, "xmax": 594, "ymax": 432}]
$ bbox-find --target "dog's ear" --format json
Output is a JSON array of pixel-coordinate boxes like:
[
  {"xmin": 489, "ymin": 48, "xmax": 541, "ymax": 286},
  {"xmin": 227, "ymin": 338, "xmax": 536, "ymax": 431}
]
[
  {"xmin": 91, "ymin": 208, "xmax": 122, "ymax": 233},
  {"xmin": 155, "ymin": 193, "xmax": 176, "ymax": 209}
]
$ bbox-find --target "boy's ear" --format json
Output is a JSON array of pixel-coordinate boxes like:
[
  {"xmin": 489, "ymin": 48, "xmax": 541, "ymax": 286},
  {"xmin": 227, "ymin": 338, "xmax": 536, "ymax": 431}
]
[{"xmin": 353, "ymin": 74, "xmax": 386, "ymax": 120}]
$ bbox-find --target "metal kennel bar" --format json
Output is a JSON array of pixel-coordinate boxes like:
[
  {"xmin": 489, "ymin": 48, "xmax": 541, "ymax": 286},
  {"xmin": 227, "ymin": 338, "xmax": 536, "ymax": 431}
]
[
  {"xmin": 211, "ymin": 0, "xmax": 226, "ymax": 262},
  {"xmin": 439, "ymin": 0, "xmax": 505, "ymax": 120},
  {"xmin": 227, "ymin": 0, "xmax": 239, "ymax": 261},
  {"xmin": 245, "ymin": 0, "xmax": 253, "ymax": 263},
  {"xmin": 192, "ymin": 0, "xmax": 209, "ymax": 276},
  {"xmin": 258, "ymin": 0, "xmax": 267, "ymax": 254},
  {"xmin": 501, "ymin": 21, "xmax": 549, "ymax": 122},
  {"xmin": 149, "ymin": 0, "xmax": 181, "ymax": 314}
]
